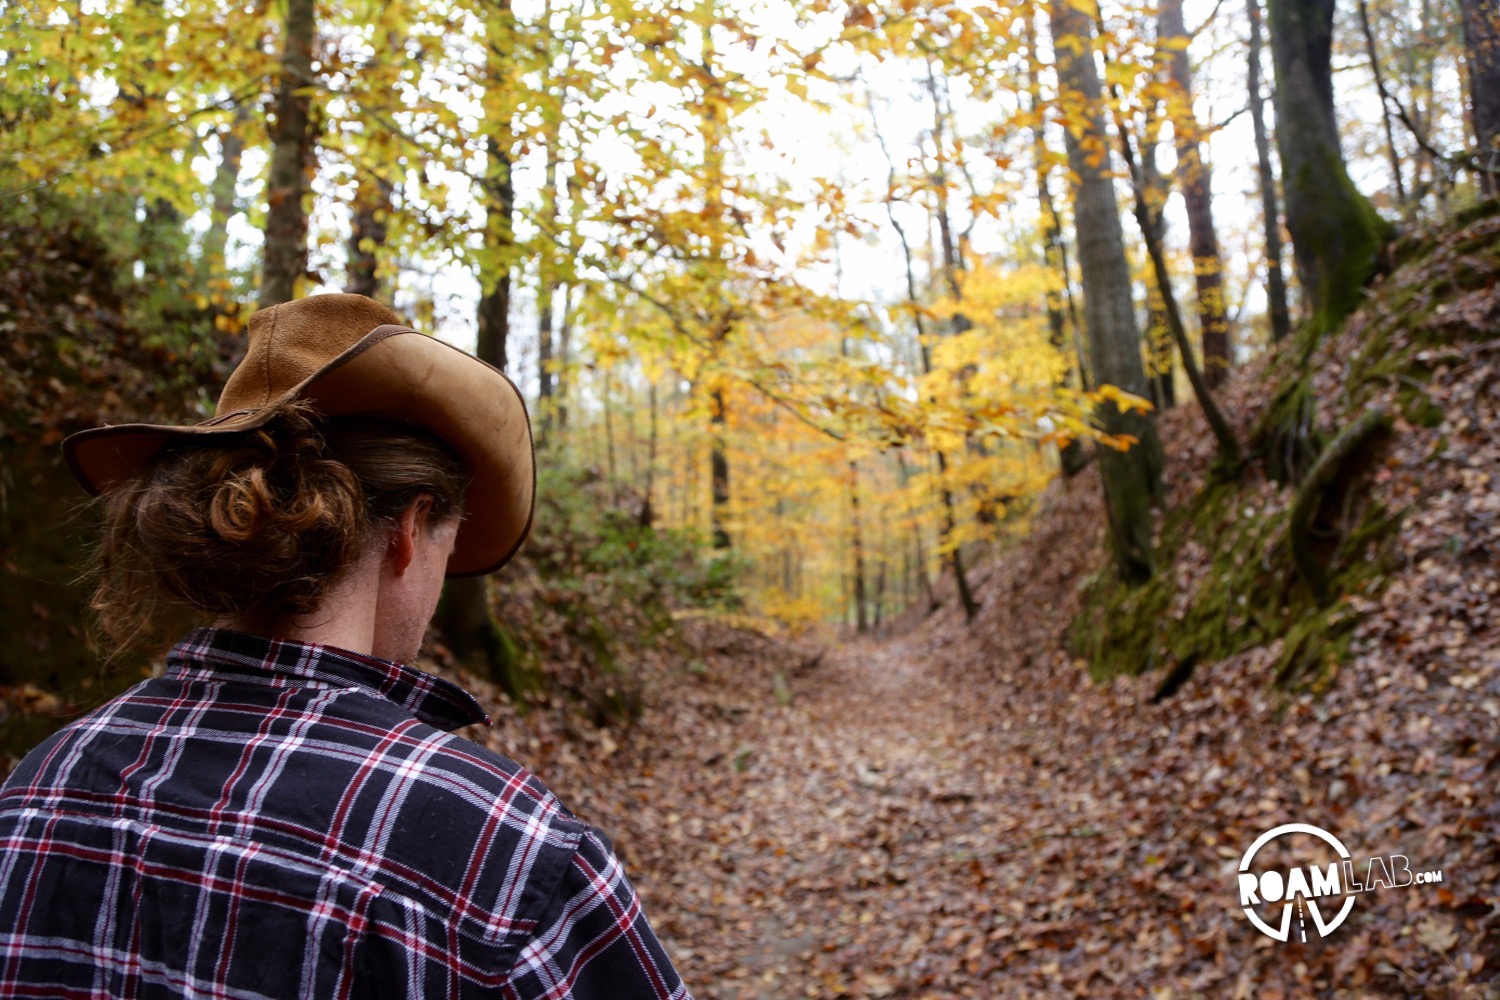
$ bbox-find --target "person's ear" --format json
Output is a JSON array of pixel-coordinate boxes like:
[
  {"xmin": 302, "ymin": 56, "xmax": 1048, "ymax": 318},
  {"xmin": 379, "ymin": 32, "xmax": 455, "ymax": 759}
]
[{"xmin": 386, "ymin": 495, "xmax": 434, "ymax": 576}]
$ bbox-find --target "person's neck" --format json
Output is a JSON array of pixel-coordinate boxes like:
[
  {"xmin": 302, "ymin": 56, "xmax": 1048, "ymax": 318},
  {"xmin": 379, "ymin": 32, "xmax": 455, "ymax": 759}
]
[{"xmin": 219, "ymin": 550, "xmax": 381, "ymax": 658}]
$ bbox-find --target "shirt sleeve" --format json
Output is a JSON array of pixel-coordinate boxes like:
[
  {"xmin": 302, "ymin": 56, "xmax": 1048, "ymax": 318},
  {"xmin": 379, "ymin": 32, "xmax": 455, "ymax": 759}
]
[{"xmin": 503, "ymin": 828, "xmax": 691, "ymax": 1000}]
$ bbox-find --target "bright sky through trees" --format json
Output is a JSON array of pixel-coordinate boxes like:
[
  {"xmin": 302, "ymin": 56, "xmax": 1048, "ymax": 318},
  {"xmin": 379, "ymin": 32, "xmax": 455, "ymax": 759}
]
[{"xmin": 2, "ymin": 0, "xmax": 1478, "ymax": 624}]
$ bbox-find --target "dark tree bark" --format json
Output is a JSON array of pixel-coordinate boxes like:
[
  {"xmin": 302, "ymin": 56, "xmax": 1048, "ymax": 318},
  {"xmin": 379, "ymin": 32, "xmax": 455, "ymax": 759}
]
[
  {"xmin": 344, "ymin": 174, "xmax": 391, "ymax": 299},
  {"xmin": 1146, "ymin": 277, "xmax": 1177, "ymax": 409},
  {"xmin": 639, "ymin": 377, "xmax": 658, "ymax": 528},
  {"xmin": 1139, "ymin": 133, "xmax": 1177, "ymax": 410},
  {"xmin": 921, "ymin": 68, "xmax": 981, "ymax": 621},
  {"xmin": 475, "ymin": 128, "xmax": 513, "ymax": 370},
  {"xmin": 1024, "ymin": 11, "xmax": 1090, "ymax": 476},
  {"xmin": 554, "ymin": 285, "xmax": 574, "ymax": 432},
  {"xmin": 204, "ymin": 103, "xmax": 247, "ymax": 278},
  {"xmin": 536, "ymin": 109, "xmax": 568, "ymax": 432},
  {"xmin": 259, "ymin": 0, "xmax": 316, "ymax": 308},
  {"xmin": 1122, "ymin": 147, "xmax": 1245, "ymax": 470},
  {"xmin": 895, "ymin": 449, "xmax": 938, "ymax": 614},
  {"xmin": 1265, "ymin": 0, "xmax": 1392, "ymax": 336},
  {"xmin": 1051, "ymin": 0, "xmax": 1164, "ymax": 583},
  {"xmin": 1247, "ymin": 0, "xmax": 1293, "ymax": 343},
  {"xmin": 1355, "ymin": 0, "xmax": 1409, "ymax": 215},
  {"xmin": 849, "ymin": 460, "xmax": 868, "ymax": 634},
  {"xmin": 1159, "ymin": 0, "xmax": 1232, "ymax": 384},
  {"xmin": 709, "ymin": 385, "xmax": 731, "ymax": 550},
  {"xmin": 868, "ymin": 95, "xmax": 978, "ymax": 621},
  {"xmin": 437, "ymin": 0, "xmax": 521, "ymax": 689},
  {"xmin": 1461, "ymin": 0, "xmax": 1500, "ymax": 197}
]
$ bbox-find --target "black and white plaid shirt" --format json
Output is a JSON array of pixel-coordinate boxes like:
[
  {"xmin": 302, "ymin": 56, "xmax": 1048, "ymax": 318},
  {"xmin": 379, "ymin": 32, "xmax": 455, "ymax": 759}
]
[{"xmin": 0, "ymin": 628, "xmax": 689, "ymax": 999}]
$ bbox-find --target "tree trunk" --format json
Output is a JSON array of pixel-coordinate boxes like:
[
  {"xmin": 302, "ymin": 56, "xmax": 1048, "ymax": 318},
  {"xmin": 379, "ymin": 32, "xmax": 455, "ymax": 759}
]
[
  {"xmin": 639, "ymin": 377, "xmax": 658, "ymax": 528},
  {"xmin": 1266, "ymin": 0, "xmax": 1392, "ymax": 337},
  {"xmin": 1247, "ymin": 0, "xmax": 1293, "ymax": 343},
  {"xmin": 868, "ymin": 91, "xmax": 978, "ymax": 618},
  {"xmin": 1126, "ymin": 164, "xmax": 1244, "ymax": 470},
  {"xmin": 896, "ymin": 449, "xmax": 938, "ymax": 613},
  {"xmin": 709, "ymin": 386, "xmax": 730, "ymax": 550},
  {"xmin": 849, "ymin": 460, "xmax": 868, "ymax": 634},
  {"xmin": 1462, "ymin": 0, "xmax": 1500, "ymax": 197},
  {"xmin": 1355, "ymin": 0, "xmax": 1409, "ymax": 216},
  {"xmin": 1051, "ymin": 0, "xmax": 1164, "ymax": 583},
  {"xmin": 204, "ymin": 103, "xmax": 247, "ymax": 280},
  {"xmin": 344, "ymin": 174, "xmax": 391, "ymax": 299},
  {"xmin": 475, "ymin": 130, "xmax": 513, "ymax": 370},
  {"xmin": 1139, "ymin": 135, "xmax": 1177, "ymax": 410},
  {"xmin": 1146, "ymin": 275, "xmax": 1177, "ymax": 409},
  {"xmin": 438, "ymin": 1, "xmax": 519, "ymax": 686},
  {"xmin": 1159, "ymin": 0, "xmax": 1232, "ymax": 384},
  {"xmin": 475, "ymin": 0, "xmax": 515, "ymax": 371},
  {"xmin": 603, "ymin": 371, "xmax": 617, "ymax": 486},
  {"xmin": 1024, "ymin": 11, "xmax": 1089, "ymax": 475},
  {"xmin": 555, "ymin": 285, "xmax": 575, "ymax": 432},
  {"xmin": 259, "ymin": 0, "xmax": 316, "ymax": 309},
  {"xmin": 536, "ymin": 129, "xmax": 564, "ymax": 432},
  {"xmin": 1102, "ymin": 13, "xmax": 1242, "ymax": 470}
]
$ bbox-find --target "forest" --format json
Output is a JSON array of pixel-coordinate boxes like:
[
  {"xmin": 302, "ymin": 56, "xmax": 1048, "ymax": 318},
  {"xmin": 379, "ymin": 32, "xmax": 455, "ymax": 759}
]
[{"xmin": 2, "ymin": 0, "xmax": 1498, "ymax": 994}]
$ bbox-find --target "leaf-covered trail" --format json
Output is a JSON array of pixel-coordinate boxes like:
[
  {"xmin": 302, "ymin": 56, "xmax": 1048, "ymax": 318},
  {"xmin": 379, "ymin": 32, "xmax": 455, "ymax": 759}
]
[{"xmin": 640, "ymin": 629, "xmax": 1035, "ymax": 998}]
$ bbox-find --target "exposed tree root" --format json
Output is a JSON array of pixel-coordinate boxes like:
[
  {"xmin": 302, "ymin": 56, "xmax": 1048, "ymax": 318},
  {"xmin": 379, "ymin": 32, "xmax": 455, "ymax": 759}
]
[{"xmin": 1288, "ymin": 406, "xmax": 1392, "ymax": 606}]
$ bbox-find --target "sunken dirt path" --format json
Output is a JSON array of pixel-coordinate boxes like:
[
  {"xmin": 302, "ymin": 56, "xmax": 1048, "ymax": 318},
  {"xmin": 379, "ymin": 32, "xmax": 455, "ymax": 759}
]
[
  {"xmin": 617, "ymin": 629, "xmax": 1116, "ymax": 1000},
  {"xmin": 587, "ymin": 601, "xmax": 1491, "ymax": 999}
]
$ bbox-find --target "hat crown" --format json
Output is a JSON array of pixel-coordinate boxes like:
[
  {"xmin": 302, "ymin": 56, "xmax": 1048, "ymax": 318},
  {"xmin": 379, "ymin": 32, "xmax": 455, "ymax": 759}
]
[{"xmin": 217, "ymin": 294, "xmax": 403, "ymax": 414}]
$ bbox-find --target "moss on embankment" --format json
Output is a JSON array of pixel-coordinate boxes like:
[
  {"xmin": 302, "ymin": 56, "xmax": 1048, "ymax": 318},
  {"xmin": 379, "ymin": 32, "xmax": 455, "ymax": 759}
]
[{"xmin": 1072, "ymin": 201, "xmax": 1500, "ymax": 689}]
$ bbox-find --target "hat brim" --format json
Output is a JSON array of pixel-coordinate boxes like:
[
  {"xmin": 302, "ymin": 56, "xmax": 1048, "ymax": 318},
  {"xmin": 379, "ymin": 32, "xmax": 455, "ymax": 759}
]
[{"xmin": 63, "ymin": 326, "xmax": 534, "ymax": 577}]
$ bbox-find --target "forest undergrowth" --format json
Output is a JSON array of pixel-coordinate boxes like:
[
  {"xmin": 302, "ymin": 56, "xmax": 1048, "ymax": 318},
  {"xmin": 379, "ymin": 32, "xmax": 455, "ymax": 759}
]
[{"xmin": 428, "ymin": 211, "xmax": 1500, "ymax": 998}]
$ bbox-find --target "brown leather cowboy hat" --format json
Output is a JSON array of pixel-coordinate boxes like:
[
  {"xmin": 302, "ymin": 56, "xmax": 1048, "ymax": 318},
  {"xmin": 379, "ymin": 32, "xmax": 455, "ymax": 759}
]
[{"xmin": 63, "ymin": 293, "xmax": 534, "ymax": 577}]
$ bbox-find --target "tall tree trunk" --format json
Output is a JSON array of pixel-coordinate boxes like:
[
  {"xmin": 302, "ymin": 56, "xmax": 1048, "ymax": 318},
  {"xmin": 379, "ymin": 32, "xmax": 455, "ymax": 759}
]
[
  {"xmin": 1159, "ymin": 0, "xmax": 1232, "ymax": 384},
  {"xmin": 698, "ymin": 21, "xmax": 733, "ymax": 553},
  {"xmin": 259, "ymin": 0, "xmax": 316, "ymax": 309},
  {"xmin": 868, "ymin": 91, "xmax": 977, "ymax": 618},
  {"xmin": 709, "ymin": 385, "xmax": 730, "ymax": 550},
  {"xmin": 437, "ymin": 0, "xmax": 521, "ymax": 691},
  {"xmin": 344, "ymin": 173, "xmax": 391, "ymax": 299},
  {"xmin": 1355, "ymin": 0, "xmax": 1409, "ymax": 216},
  {"xmin": 1266, "ymin": 0, "xmax": 1392, "ymax": 337},
  {"xmin": 1025, "ymin": 11, "xmax": 1089, "ymax": 475},
  {"xmin": 1122, "ymin": 144, "xmax": 1244, "ymax": 470},
  {"xmin": 1247, "ymin": 0, "xmax": 1293, "ymax": 343},
  {"xmin": 1101, "ymin": 11, "xmax": 1242, "ymax": 469},
  {"xmin": 849, "ymin": 460, "xmax": 868, "ymax": 634},
  {"xmin": 927, "ymin": 61, "xmax": 1004, "ymax": 545},
  {"xmin": 475, "ymin": 131, "xmax": 513, "ymax": 369},
  {"xmin": 536, "ymin": 123, "xmax": 564, "ymax": 431},
  {"xmin": 603, "ymin": 371, "xmax": 617, "ymax": 487},
  {"xmin": 1139, "ymin": 132, "xmax": 1177, "ymax": 410},
  {"xmin": 639, "ymin": 377, "xmax": 658, "ymax": 527},
  {"xmin": 474, "ymin": 0, "xmax": 515, "ymax": 370},
  {"xmin": 537, "ymin": 279, "xmax": 555, "ymax": 406},
  {"xmin": 1146, "ymin": 275, "xmax": 1176, "ymax": 409},
  {"xmin": 1051, "ymin": 0, "xmax": 1164, "ymax": 583},
  {"xmin": 204, "ymin": 102, "xmax": 247, "ymax": 280},
  {"xmin": 1407, "ymin": 0, "xmax": 1437, "ymax": 207},
  {"xmin": 895, "ymin": 449, "xmax": 938, "ymax": 613},
  {"xmin": 119, "ymin": 0, "xmax": 191, "ymax": 286},
  {"xmin": 1462, "ymin": 0, "xmax": 1500, "ymax": 197}
]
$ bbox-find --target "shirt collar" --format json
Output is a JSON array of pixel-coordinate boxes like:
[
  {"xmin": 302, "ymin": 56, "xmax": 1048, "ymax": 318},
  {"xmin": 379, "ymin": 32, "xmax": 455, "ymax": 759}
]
[{"xmin": 165, "ymin": 627, "xmax": 490, "ymax": 732}]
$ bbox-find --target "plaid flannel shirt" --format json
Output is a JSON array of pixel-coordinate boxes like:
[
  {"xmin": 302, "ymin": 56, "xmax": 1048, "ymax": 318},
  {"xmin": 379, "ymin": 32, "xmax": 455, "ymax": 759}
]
[{"xmin": 0, "ymin": 628, "xmax": 689, "ymax": 999}]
